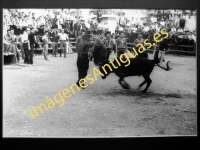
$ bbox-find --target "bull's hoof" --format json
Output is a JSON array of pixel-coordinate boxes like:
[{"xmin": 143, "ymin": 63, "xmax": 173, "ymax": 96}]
[
  {"xmin": 138, "ymin": 84, "xmax": 142, "ymax": 88},
  {"xmin": 141, "ymin": 90, "xmax": 147, "ymax": 93},
  {"xmin": 125, "ymin": 86, "xmax": 130, "ymax": 89},
  {"xmin": 122, "ymin": 85, "xmax": 130, "ymax": 89}
]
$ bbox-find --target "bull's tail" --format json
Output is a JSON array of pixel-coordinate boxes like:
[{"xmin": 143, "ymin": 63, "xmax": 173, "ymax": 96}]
[{"xmin": 156, "ymin": 61, "xmax": 172, "ymax": 71}]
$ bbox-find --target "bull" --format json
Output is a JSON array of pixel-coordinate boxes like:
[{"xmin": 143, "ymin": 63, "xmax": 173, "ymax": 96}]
[{"xmin": 98, "ymin": 51, "xmax": 171, "ymax": 93}]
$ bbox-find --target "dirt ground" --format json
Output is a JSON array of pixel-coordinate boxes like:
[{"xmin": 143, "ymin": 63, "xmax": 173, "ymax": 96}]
[{"xmin": 3, "ymin": 52, "xmax": 197, "ymax": 137}]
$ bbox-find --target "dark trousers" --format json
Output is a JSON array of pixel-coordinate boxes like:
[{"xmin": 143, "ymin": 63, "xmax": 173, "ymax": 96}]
[
  {"xmin": 28, "ymin": 44, "xmax": 34, "ymax": 64},
  {"xmin": 77, "ymin": 56, "xmax": 89, "ymax": 81},
  {"xmin": 117, "ymin": 48, "xmax": 126, "ymax": 58},
  {"xmin": 105, "ymin": 48, "xmax": 111, "ymax": 61},
  {"xmin": 52, "ymin": 42, "xmax": 58, "ymax": 56},
  {"xmin": 75, "ymin": 30, "xmax": 80, "ymax": 39},
  {"xmin": 23, "ymin": 43, "xmax": 29, "ymax": 64}
]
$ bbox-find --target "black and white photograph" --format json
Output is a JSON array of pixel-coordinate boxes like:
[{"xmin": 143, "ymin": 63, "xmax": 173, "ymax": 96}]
[{"xmin": 3, "ymin": 8, "xmax": 197, "ymax": 137}]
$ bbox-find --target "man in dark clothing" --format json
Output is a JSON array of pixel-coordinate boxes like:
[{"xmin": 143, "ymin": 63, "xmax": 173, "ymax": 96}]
[
  {"xmin": 148, "ymin": 26, "xmax": 156, "ymax": 43},
  {"xmin": 28, "ymin": 28, "xmax": 36, "ymax": 65},
  {"xmin": 76, "ymin": 32, "xmax": 93, "ymax": 88},
  {"xmin": 179, "ymin": 18, "xmax": 186, "ymax": 29},
  {"xmin": 65, "ymin": 20, "xmax": 71, "ymax": 35},
  {"xmin": 50, "ymin": 29, "xmax": 59, "ymax": 57},
  {"xmin": 75, "ymin": 30, "xmax": 86, "ymax": 48},
  {"xmin": 52, "ymin": 22, "xmax": 58, "ymax": 29},
  {"xmin": 74, "ymin": 21, "xmax": 81, "ymax": 39},
  {"xmin": 81, "ymin": 20, "xmax": 87, "ymax": 30}
]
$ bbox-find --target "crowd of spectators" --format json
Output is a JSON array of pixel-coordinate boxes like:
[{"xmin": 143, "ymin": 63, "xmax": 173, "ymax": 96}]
[
  {"xmin": 3, "ymin": 9, "xmax": 196, "ymax": 64},
  {"xmin": 114, "ymin": 12, "xmax": 196, "ymax": 48}
]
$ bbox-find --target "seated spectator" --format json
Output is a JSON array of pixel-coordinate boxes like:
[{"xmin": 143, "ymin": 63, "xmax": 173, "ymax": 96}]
[
  {"xmin": 165, "ymin": 19, "xmax": 170, "ymax": 26},
  {"xmin": 182, "ymin": 31, "xmax": 189, "ymax": 45},
  {"xmin": 132, "ymin": 25, "xmax": 137, "ymax": 33},
  {"xmin": 10, "ymin": 28, "xmax": 20, "ymax": 62},
  {"xmin": 160, "ymin": 18, "xmax": 165, "ymax": 26},
  {"xmin": 188, "ymin": 31, "xmax": 195, "ymax": 46},
  {"xmin": 3, "ymin": 29, "xmax": 12, "ymax": 55},
  {"xmin": 137, "ymin": 24, "xmax": 143, "ymax": 33},
  {"xmin": 143, "ymin": 24, "xmax": 149, "ymax": 32},
  {"xmin": 156, "ymin": 23, "xmax": 162, "ymax": 32},
  {"xmin": 171, "ymin": 25, "xmax": 177, "ymax": 33}
]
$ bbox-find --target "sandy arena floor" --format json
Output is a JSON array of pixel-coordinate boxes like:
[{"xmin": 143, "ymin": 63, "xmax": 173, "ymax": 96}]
[{"xmin": 3, "ymin": 53, "xmax": 197, "ymax": 137}]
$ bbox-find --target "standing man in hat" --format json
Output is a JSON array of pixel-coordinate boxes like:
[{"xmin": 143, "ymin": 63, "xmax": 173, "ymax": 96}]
[
  {"xmin": 116, "ymin": 31, "xmax": 127, "ymax": 58},
  {"xmin": 58, "ymin": 28, "xmax": 69, "ymax": 57}
]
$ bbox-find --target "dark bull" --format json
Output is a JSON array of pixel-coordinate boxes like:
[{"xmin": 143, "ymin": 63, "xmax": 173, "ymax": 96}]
[{"xmin": 99, "ymin": 51, "xmax": 172, "ymax": 93}]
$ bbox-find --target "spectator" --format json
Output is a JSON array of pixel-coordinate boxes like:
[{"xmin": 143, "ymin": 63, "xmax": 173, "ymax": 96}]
[
  {"xmin": 102, "ymin": 31, "xmax": 115, "ymax": 61},
  {"xmin": 177, "ymin": 27, "xmax": 184, "ymax": 33},
  {"xmin": 74, "ymin": 20, "xmax": 81, "ymax": 39},
  {"xmin": 44, "ymin": 22, "xmax": 51, "ymax": 32},
  {"xmin": 28, "ymin": 28, "xmax": 36, "ymax": 66},
  {"xmin": 20, "ymin": 27, "xmax": 31, "ymax": 64},
  {"xmin": 160, "ymin": 18, "xmax": 165, "ymax": 26},
  {"xmin": 58, "ymin": 28, "xmax": 69, "ymax": 57},
  {"xmin": 3, "ymin": 29, "xmax": 12, "ymax": 55},
  {"xmin": 116, "ymin": 31, "xmax": 127, "ymax": 58},
  {"xmin": 42, "ymin": 31, "xmax": 50, "ymax": 61},
  {"xmin": 10, "ymin": 28, "xmax": 20, "ymax": 63},
  {"xmin": 50, "ymin": 29, "xmax": 59, "ymax": 57}
]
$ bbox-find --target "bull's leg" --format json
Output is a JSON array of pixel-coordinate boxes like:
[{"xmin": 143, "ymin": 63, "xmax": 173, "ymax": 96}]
[
  {"xmin": 122, "ymin": 78, "xmax": 130, "ymax": 89},
  {"xmin": 118, "ymin": 77, "xmax": 130, "ymax": 89},
  {"xmin": 141, "ymin": 75, "xmax": 152, "ymax": 93},
  {"xmin": 138, "ymin": 77, "xmax": 147, "ymax": 88}
]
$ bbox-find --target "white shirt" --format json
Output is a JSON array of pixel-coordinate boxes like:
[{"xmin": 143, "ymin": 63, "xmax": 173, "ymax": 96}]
[
  {"xmin": 156, "ymin": 26, "xmax": 161, "ymax": 32},
  {"xmin": 132, "ymin": 27, "xmax": 137, "ymax": 32},
  {"xmin": 191, "ymin": 35, "xmax": 196, "ymax": 42},
  {"xmin": 21, "ymin": 21, "xmax": 27, "ymax": 27},
  {"xmin": 21, "ymin": 32, "xmax": 29, "ymax": 43},
  {"xmin": 160, "ymin": 21, "xmax": 165, "ymax": 26},
  {"xmin": 144, "ymin": 26, "xmax": 149, "ymax": 32},
  {"xmin": 151, "ymin": 24, "xmax": 156, "ymax": 29},
  {"xmin": 42, "ymin": 35, "xmax": 49, "ymax": 43},
  {"xmin": 27, "ymin": 19, "xmax": 33, "ymax": 25},
  {"xmin": 177, "ymin": 29, "xmax": 183, "ymax": 33},
  {"xmin": 58, "ymin": 33, "xmax": 68, "ymax": 40},
  {"xmin": 171, "ymin": 28, "xmax": 176, "ymax": 32}
]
